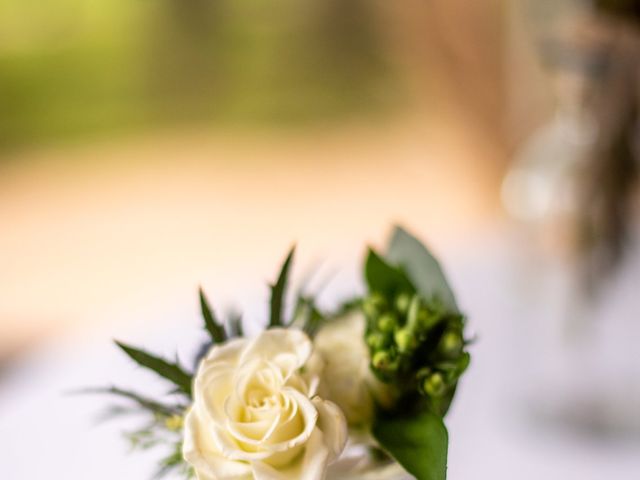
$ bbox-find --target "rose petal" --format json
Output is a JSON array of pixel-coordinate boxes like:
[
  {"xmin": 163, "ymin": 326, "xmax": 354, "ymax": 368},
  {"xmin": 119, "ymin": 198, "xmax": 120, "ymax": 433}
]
[
  {"xmin": 227, "ymin": 412, "xmax": 282, "ymax": 446},
  {"xmin": 203, "ymin": 337, "xmax": 248, "ymax": 364},
  {"xmin": 199, "ymin": 368, "xmax": 236, "ymax": 427},
  {"xmin": 312, "ymin": 398, "xmax": 348, "ymax": 462},
  {"xmin": 196, "ymin": 338, "xmax": 248, "ymax": 426},
  {"xmin": 211, "ymin": 423, "xmax": 274, "ymax": 462},
  {"xmin": 185, "ymin": 328, "xmax": 342, "ymax": 480},
  {"xmin": 260, "ymin": 388, "xmax": 317, "ymax": 450},
  {"xmin": 239, "ymin": 329, "xmax": 312, "ymax": 375},
  {"xmin": 183, "ymin": 408, "xmax": 253, "ymax": 480},
  {"xmin": 251, "ymin": 429, "xmax": 330, "ymax": 480}
]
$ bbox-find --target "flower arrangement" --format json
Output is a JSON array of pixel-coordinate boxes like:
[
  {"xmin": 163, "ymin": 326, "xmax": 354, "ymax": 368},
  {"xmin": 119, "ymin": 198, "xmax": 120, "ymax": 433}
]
[{"xmin": 90, "ymin": 226, "xmax": 471, "ymax": 480}]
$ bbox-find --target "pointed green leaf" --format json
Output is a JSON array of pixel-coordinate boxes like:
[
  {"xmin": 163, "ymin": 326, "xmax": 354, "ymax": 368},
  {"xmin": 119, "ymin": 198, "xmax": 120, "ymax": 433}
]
[
  {"xmin": 269, "ymin": 246, "xmax": 295, "ymax": 328},
  {"xmin": 387, "ymin": 226, "xmax": 458, "ymax": 312},
  {"xmin": 77, "ymin": 386, "xmax": 184, "ymax": 416},
  {"xmin": 228, "ymin": 311, "xmax": 244, "ymax": 338},
  {"xmin": 292, "ymin": 295, "xmax": 325, "ymax": 338},
  {"xmin": 199, "ymin": 287, "xmax": 227, "ymax": 343},
  {"xmin": 115, "ymin": 342, "xmax": 192, "ymax": 397},
  {"xmin": 365, "ymin": 247, "xmax": 415, "ymax": 296},
  {"xmin": 373, "ymin": 410, "xmax": 448, "ymax": 480},
  {"xmin": 154, "ymin": 443, "xmax": 187, "ymax": 479}
]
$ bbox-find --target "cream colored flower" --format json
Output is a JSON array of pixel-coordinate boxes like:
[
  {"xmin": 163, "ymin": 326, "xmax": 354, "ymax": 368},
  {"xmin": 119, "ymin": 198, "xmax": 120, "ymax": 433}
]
[
  {"xmin": 183, "ymin": 328, "xmax": 347, "ymax": 480},
  {"xmin": 313, "ymin": 312, "xmax": 392, "ymax": 428},
  {"xmin": 327, "ymin": 453, "xmax": 409, "ymax": 480}
]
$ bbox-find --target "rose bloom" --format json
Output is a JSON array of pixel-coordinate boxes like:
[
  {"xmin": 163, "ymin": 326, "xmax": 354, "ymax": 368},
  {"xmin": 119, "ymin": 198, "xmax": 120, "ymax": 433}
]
[
  {"xmin": 183, "ymin": 328, "xmax": 347, "ymax": 480},
  {"xmin": 313, "ymin": 312, "xmax": 393, "ymax": 429}
]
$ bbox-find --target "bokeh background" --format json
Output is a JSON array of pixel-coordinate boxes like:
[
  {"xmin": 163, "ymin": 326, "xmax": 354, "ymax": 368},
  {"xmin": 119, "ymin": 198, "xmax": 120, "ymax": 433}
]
[{"xmin": 1, "ymin": 0, "xmax": 639, "ymax": 478}]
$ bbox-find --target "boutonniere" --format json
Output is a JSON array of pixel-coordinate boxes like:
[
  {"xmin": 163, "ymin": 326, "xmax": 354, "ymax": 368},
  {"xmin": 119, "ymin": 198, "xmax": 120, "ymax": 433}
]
[{"xmin": 85, "ymin": 226, "xmax": 471, "ymax": 480}]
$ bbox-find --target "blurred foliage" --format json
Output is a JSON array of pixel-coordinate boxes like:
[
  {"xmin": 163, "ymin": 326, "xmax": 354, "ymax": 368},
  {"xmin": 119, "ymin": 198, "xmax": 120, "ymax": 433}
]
[{"xmin": 0, "ymin": 0, "xmax": 404, "ymax": 151}]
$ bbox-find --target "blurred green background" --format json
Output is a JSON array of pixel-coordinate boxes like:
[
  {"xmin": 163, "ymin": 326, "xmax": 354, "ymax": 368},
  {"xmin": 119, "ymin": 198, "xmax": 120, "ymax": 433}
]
[{"xmin": 0, "ymin": 0, "xmax": 401, "ymax": 150}]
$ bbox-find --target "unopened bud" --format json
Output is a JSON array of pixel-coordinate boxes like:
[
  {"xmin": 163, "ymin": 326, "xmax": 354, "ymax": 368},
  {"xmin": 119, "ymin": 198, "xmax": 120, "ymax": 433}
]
[
  {"xmin": 423, "ymin": 372, "xmax": 446, "ymax": 397},
  {"xmin": 395, "ymin": 293, "xmax": 411, "ymax": 314},
  {"xmin": 394, "ymin": 328, "xmax": 417, "ymax": 353},
  {"xmin": 439, "ymin": 330, "xmax": 463, "ymax": 358},
  {"xmin": 416, "ymin": 367, "xmax": 432, "ymax": 380},
  {"xmin": 372, "ymin": 351, "xmax": 394, "ymax": 370},
  {"xmin": 377, "ymin": 313, "xmax": 397, "ymax": 333},
  {"xmin": 367, "ymin": 332, "xmax": 388, "ymax": 350},
  {"xmin": 417, "ymin": 308, "xmax": 432, "ymax": 329},
  {"xmin": 165, "ymin": 414, "xmax": 184, "ymax": 431},
  {"xmin": 363, "ymin": 292, "xmax": 386, "ymax": 317}
]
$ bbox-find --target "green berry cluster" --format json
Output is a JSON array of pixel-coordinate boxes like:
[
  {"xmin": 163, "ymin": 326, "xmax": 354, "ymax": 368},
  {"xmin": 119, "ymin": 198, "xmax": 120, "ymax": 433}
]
[{"xmin": 364, "ymin": 290, "xmax": 470, "ymax": 411}]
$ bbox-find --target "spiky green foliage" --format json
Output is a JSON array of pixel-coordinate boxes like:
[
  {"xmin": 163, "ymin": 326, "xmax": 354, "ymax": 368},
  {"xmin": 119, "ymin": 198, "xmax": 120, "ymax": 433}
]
[
  {"xmin": 227, "ymin": 311, "xmax": 244, "ymax": 338},
  {"xmin": 154, "ymin": 441, "xmax": 193, "ymax": 479},
  {"xmin": 291, "ymin": 295, "xmax": 324, "ymax": 337},
  {"xmin": 115, "ymin": 342, "xmax": 193, "ymax": 397},
  {"xmin": 199, "ymin": 287, "xmax": 227, "ymax": 344},
  {"xmin": 79, "ymin": 384, "xmax": 191, "ymax": 479},
  {"xmin": 124, "ymin": 420, "xmax": 190, "ymax": 479},
  {"xmin": 269, "ymin": 246, "xmax": 295, "ymax": 328},
  {"xmin": 78, "ymin": 386, "xmax": 185, "ymax": 417}
]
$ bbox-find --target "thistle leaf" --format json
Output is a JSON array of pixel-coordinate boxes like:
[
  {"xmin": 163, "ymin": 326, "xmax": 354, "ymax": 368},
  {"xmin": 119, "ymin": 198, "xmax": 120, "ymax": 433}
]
[
  {"xmin": 227, "ymin": 311, "xmax": 244, "ymax": 338},
  {"xmin": 199, "ymin": 287, "xmax": 227, "ymax": 344},
  {"xmin": 292, "ymin": 295, "xmax": 325, "ymax": 338},
  {"xmin": 77, "ymin": 386, "xmax": 184, "ymax": 417},
  {"xmin": 269, "ymin": 246, "xmax": 295, "ymax": 328},
  {"xmin": 153, "ymin": 442, "xmax": 188, "ymax": 479},
  {"xmin": 115, "ymin": 342, "xmax": 193, "ymax": 397}
]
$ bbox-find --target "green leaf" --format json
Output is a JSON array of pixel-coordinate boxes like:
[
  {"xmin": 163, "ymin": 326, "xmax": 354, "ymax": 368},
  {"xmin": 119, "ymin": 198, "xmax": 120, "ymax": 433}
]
[
  {"xmin": 387, "ymin": 226, "xmax": 458, "ymax": 312},
  {"xmin": 77, "ymin": 386, "xmax": 184, "ymax": 417},
  {"xmin": 199, "ymin": 287, "xmax": 227, "ymax": 343},
  {"xmin": 373, "ymin": 410, "xmax": 448, "ymax": 480},
  {"xmin": 227, "ymin": 311, "xmax": 244, "ymax": 338},
  {"xmin": 154, "ymin": 442, "xmax": 189, "ymax": 479},
  {"xmin": 269, "ymin": 246, "xmax": 295, "ymax": 328},
  {"xmin": 365, "ymin": 248, "xmax": 415, "ymax": 296},
  {"xmin": 292, "ymin": 295, "xmax": 325, "ymax": 338},
  {"xmin": 115, "ymin": 342, "xmax": 193, "ymax": 397}
]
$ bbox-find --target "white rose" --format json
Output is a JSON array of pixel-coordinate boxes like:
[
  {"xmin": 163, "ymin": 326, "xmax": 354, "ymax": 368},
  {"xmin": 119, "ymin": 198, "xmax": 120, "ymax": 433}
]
[
  {"xmin": 313, "ymin": 312, "xmax": 392, "ymax": 428},
  {"xmin": 183, "ymin": 328, "xmax": 347, "ymax": 480},
  {"xmin": 327, "ymin": 452, "xmax": 409, "ymax": 480}
]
